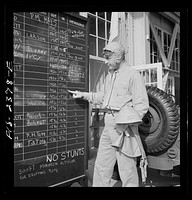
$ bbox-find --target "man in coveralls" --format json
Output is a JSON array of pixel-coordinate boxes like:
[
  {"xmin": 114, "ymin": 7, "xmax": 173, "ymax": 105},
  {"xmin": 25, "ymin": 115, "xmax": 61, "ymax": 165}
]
[{"xmin": 68, "ymin": 42, "xmax": 149, "ymax": 187}]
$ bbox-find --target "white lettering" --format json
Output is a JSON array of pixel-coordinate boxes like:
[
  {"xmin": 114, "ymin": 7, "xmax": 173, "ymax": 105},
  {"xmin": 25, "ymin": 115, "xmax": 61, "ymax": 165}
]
[
  {"xmin": 46, "ymin": 154, "xmax": 59, "ymax": 162},
  {"xmin": 19, "ymin": 165, "xmax": 35, "ymax": 175}
]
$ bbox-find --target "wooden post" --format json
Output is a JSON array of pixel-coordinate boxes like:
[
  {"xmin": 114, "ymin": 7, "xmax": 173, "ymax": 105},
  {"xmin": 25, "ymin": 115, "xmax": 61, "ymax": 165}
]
[
  {"xmin": 167, "ymin": 23, "xmax": 179, "ymax": 66},
  {"xmin": 148, "ymin": 14, "xmax": 169, "ymax": 68}
]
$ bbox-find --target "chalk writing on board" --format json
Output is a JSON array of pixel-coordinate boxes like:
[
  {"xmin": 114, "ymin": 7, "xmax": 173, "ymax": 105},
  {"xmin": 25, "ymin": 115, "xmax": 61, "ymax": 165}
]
[
  {"xmin": 26, "ymin": 131, "xmax": 46, "ymax": 138},
  {"xmin": 29, "ymin": 12, "xmax": 58, "ymax": 26},
  {"xmin": 14, "ymin": 12, "xmax": 88, "ymax": 186},
  {"xmin": 25, "ymin": 38, "xmax": 48, "ymax": 48},
  {"xmin": 14, "ymin": 142, "xmax": 24, "ymax": 148},
  {"xmin": 67, "ymin": 42, "xmax": 85, "ymax": 51},
  {"xmin": 25, "ymin": 92, "xmax": 46, "ymax": 99},
  {"xmin": 14, "ymin": 64, "xmax": 23, "ymax": 71},
  {"xmin": 14, "ymin": 114, "xmax": 24, "ymax": 120},
  {"xmin": 14, "ymin": 29, "xmax": 22, "ymax": 37},
  {"xmin": 14, "ymin": 100, "xmax": 47, "ymax": 106},
  {"xmin": 46, "ymin": 148, "xmax": 85, "ymax": 162},
  {"xmin": 26, "ymin": 32, "xmax": 46, "ymax": 42},
  {"xmin": 16, "ymin": 148, "xmax": 85, "ymax": 179},
  {"xmin": 25, "ymin": 53, "xmax": 44, "ymax": 61},
  {"xmin": 19, "ymin": 165, "xmax": 35, "ymax": 175},
  {"xmin": 69, "ymin": 19, "xmax": 85, "ymax": 28},
  {"xmin": 26, "ymin": 119, "xmax": 47, "ymax": 126},
  {"xmin": 14, "ymin": 51, "xmax": 24, "ymax": 58},
  {"xmin": 27, "ymin": 138, "xmax": 47, "ymax": 146},
  {"xmin": 25, "ymin": 45, "xmax": 48, "ymax": 55}
]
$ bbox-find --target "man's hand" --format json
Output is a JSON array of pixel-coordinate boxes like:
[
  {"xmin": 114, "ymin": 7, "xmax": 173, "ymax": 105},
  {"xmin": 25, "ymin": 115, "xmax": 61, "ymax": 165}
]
[{"xmin": 68, "ymin": 90, "xmax": 84, "ymax": 99}]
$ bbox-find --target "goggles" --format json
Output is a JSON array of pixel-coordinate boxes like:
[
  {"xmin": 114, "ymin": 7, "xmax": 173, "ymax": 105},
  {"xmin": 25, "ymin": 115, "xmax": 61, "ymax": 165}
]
[{"xmin": 102, "ymin": 50, "xmax": 114, "ymax": 59}]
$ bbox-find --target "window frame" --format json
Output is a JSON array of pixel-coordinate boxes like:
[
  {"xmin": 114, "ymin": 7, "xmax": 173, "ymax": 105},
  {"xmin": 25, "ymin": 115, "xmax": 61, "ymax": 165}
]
[
  {"xmin": 150, "ymin": 25, "xmax": 180, "ymax": 73},
  {"xmin": 88, "ymin": 12, "xmax": 111, "ymax": 58}
]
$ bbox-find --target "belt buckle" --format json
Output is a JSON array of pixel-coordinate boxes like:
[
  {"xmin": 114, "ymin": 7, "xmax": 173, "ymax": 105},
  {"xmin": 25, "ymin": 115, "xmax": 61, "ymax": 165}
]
[
  {"xmin": 107, "ymin": 109, "xmax": 111, "ymax": 114},
  {"xmin": 107, "ymin": 107, "xmax": 114, "ymax": 116}
]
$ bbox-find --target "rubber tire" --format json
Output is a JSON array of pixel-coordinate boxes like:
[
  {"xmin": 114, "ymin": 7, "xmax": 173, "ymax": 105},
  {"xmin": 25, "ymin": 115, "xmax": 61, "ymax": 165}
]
[{"xmin": 138, "ymin": 86, "xmax": 180, "ymax": 155}]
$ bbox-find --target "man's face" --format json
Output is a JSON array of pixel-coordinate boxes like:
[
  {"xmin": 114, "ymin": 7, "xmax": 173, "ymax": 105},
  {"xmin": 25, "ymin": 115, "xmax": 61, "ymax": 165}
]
[
  {"xmin": 105, "ymin": 56, "xmax": 117, "ymax": 70},
  {"xmin": 103, "ymin": 50, "xmax": 118, "ymax": 70}
]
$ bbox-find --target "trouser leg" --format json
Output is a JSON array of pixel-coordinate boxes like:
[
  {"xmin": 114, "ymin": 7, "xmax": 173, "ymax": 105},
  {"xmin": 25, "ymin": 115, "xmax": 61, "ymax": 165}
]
[
  {"xmin": 116, "ymin": 151, "xmax": 139, "ymax": 187},
  {"xmin": 92, "ymin": 113, "xmax": 139, "ymax": 187},
  {"xmin": 92, "ymin": 127, "xmax": 116, "ymax": 187},
  {"xmin": 112, "ymin": 161, "xmax": 121, "ymax": 180}
]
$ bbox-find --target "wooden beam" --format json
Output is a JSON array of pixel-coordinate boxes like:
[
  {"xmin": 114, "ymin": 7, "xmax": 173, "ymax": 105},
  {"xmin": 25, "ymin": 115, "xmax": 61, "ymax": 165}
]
[
  {"xmin": 167, "ymin": 23, "xmax": 179, "ymax": 66},
  {"xmin": 162, "ymin": 71, "xmax": 169, "ymax": 91},
  {"xmin": 148, "ymin": 14, "xmax": 169, "ymax": 68},
  {"xmin": 160, "ymin": 12, "xmax": 180, "ymax": 24}
]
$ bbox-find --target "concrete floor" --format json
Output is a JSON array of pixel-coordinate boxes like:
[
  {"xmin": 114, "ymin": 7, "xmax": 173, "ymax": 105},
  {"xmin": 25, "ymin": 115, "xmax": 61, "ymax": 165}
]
[{"xmin": 71, "ymin": 147, "xmax": 180, "ymax": 187}]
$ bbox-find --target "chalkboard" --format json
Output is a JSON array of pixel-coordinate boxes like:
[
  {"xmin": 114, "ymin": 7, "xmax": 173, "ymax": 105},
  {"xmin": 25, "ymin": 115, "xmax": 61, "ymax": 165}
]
[{"xmin": 13, "ymin": 12, "xmax": 89, "ymax": 187}]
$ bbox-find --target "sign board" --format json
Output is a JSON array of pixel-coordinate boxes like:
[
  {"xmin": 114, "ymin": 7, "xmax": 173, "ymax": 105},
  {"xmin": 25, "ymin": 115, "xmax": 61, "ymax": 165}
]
[{"xmin": 13, "ymin": 12, "xmax": 89, "ymax": 187}]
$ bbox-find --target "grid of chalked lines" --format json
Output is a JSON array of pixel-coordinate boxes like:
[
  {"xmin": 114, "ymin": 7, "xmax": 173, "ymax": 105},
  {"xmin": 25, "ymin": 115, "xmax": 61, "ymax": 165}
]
[{"xmin": 13, "ymin": 12, "xmax": 87, "ymax": 162}]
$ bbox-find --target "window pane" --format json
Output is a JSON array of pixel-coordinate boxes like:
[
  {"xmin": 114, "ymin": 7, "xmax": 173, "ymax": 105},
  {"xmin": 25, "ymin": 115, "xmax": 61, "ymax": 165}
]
[
  {"xmin": 150, "ymin": 28, "xmax": 155, "ymax": 41},
  {"xmin": 164, "ymin": 32, "xmax": 167, "ymax": 46},
  {"xmin": 175, "ymin": 38, "xmax": 178, "ymax": 48},
  {"xmin": 98, "ymin": 12, "xmax": 105, "ymax": 19},
  {"xmin": 150, "ymin": 41, "xmax": 155, "ymax": 63},
  {"xmin": 154, "ymin": 44, "xmax": 157, "ymax": 56},
  {"xmin": 144, "ymin": 70, "xmax": 149, "ymax": 83},
  {"xmin": 107, "ymin": 22, "xmax": 110, "ymax": 39},
  {"xmin": 90, "ymin": 15, "xmax": 96, "ymax": 35},
  {"xmin": 176, "ymin": 50, "xmax": 178, "ymax": 62},
  {"xmin": 151, "ymin": 69, "xmax": 157, "ymax": 82},
  {"xmin": 171, "ymin": 61, "xmax": 175, "ymax": 71},
  {"xmin": 98, "ymin": 18, "xmax": 105, "ymax": 38},
  {"xmin": 107, "ymin": 12, "xmax": 111, "ymax": 21},
  {"xmin": 140, "ymin": 70, "xmax": 149, "ymax": 83},
  {"xmin": 90, "ymin": 36, "xmax": 96, "ymax": 56},
  {"xmin": 157, "ymin": 29, "xmax": 162, "ymax": 42},
  {"xmin": 177, "ymin": 34, "xmax": 180, "ymax": 50},
  {"xmin": 168, "ymin": 34, "xmax": 171, "ymax": 47},
  {"xmin": 90, "ymin": 59, "xmax": 109, "ymax": 92},
  {"xmin": 98, "ymin": 38, "xmax": 105, "ymax": 57},
  {"xmin": 164, "ymin": 45, "xmax": 168, "ymax": 57},
  {"xmin": 173, "ymin": 50, "xmax": 176, "ymax": 62},
  {"xmin": 157, "ymin": 50, "xmax": 161, "ymax": 63}
]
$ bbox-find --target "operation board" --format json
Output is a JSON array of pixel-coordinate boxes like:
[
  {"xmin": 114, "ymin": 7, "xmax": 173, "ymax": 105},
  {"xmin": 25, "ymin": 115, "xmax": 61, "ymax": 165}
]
[{"xmin": 13, "ymin": 12, "xmax": 89, "ymax": 187}]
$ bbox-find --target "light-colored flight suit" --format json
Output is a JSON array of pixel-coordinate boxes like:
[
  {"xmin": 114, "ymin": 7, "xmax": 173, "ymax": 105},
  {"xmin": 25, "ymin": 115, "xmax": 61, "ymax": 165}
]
[{"xmin": 83, "ymin": 62, "xmax": 149, "ymax": 187}]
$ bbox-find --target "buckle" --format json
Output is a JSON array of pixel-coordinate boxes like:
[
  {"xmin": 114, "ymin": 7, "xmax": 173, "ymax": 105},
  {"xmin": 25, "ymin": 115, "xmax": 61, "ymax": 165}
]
[{"xmin": 106, "ymin": 109, "xmax": 112, "ymax": 114}]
